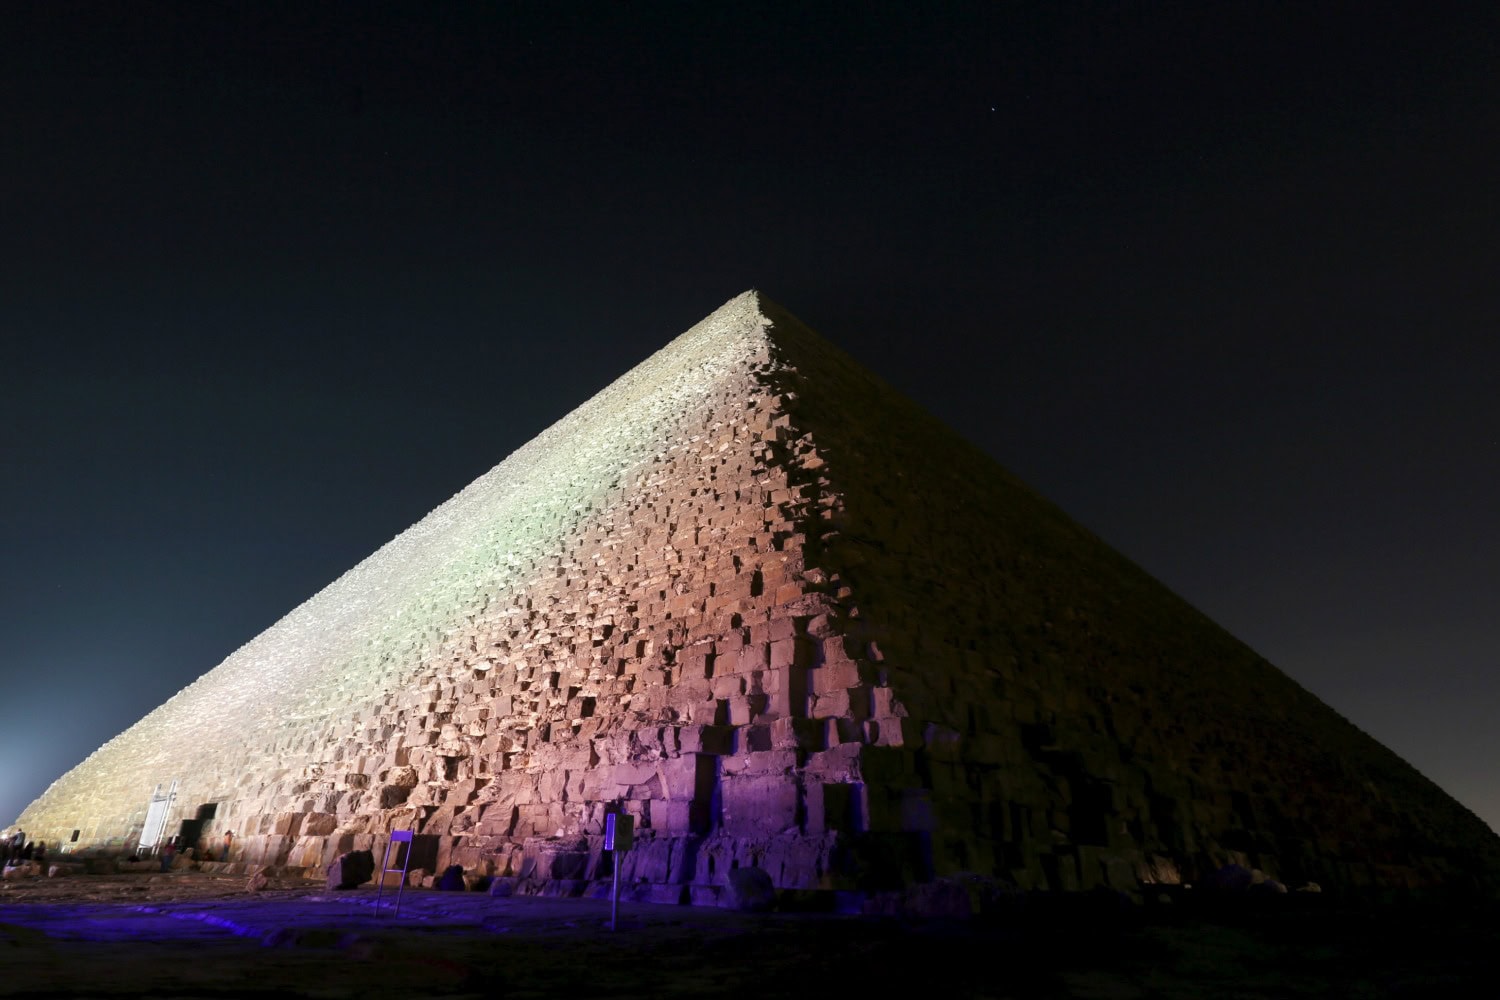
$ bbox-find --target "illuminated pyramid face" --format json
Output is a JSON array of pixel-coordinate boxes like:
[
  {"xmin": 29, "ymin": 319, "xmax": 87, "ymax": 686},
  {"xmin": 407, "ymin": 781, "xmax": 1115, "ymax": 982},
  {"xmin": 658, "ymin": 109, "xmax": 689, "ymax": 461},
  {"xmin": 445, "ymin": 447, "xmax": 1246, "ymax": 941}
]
[{"xmin": 19, "ymin": 292, "xmax": 1500, "ymax": 896}]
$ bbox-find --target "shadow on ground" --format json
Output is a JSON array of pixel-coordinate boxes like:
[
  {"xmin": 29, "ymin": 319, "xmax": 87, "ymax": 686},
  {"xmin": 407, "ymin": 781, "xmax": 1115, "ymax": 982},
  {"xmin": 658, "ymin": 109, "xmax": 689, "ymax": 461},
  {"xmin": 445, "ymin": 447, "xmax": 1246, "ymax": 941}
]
[{"xmin": 1, "ymin": 874, "xmax": 1497, "ymax": 998}]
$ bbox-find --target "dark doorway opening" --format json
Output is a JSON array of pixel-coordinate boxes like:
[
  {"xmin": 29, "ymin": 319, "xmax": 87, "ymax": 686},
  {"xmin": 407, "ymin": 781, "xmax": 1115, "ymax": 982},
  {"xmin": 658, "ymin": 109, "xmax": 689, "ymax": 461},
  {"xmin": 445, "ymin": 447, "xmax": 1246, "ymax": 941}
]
[{"xmin": 176, "ymin": 803, "xmax": 219, "ymax": 854}]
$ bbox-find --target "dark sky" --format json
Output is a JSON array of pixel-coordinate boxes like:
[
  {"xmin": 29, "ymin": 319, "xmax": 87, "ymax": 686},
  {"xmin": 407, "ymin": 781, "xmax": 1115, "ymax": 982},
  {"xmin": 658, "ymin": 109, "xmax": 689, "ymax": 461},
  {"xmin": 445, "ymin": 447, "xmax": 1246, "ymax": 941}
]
[{"xmin": 3, "ymin": 2, "xmax": 1497, "ymax": 834}]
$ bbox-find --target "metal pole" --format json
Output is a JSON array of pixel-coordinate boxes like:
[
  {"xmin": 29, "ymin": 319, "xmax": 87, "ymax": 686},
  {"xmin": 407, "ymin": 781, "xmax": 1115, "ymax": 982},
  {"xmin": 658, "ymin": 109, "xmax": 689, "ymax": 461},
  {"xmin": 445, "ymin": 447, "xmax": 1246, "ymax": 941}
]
[
  {"xmin": 610, "ymin": 851, "xmax": 620, "ymax": 931},
  {"xmin": 393, "ymin": 838, "xmax": 409, "ymax": 919}
]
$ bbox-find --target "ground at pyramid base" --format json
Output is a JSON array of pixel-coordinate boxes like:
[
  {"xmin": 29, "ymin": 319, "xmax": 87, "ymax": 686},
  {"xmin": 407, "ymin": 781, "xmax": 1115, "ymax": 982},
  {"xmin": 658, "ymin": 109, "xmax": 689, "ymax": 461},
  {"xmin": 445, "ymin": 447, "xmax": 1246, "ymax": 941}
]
[{"xmin": 14, "ymin": 291, "xmax": 1500, "ymax": 902}]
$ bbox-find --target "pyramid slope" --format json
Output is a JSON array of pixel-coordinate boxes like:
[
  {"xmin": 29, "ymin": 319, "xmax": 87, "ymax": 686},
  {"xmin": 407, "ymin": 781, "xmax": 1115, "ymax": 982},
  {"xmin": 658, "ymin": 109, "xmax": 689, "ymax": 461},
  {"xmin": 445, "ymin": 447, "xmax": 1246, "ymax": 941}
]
[
  {"xmin": 16, "ymin": 292, "xmax": 777, "ymax": 848},
  {"xmin": 16, "ymin": 291, "xmax": 1499, "ymax": 898},
  {"xmin": 753, "ymin": 297, "xmax": 1500, "ymax": 892}
]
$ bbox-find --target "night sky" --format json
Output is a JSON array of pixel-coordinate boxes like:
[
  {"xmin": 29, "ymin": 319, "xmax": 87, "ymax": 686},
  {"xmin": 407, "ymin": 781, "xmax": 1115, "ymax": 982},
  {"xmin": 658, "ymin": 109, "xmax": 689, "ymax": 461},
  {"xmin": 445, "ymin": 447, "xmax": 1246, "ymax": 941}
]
[{"xmin": 3, "ymin": 3, "xmax": 1497, "ymax": 835}]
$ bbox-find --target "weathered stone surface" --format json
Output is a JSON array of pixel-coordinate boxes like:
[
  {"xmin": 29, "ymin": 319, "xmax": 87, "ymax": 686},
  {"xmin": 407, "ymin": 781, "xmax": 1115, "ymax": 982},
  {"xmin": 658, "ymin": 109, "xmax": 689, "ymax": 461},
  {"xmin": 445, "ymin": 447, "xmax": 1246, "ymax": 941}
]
[
  {"xmin": 436, "ymin": 864, "xmax": 466, "ymax": 891},
  {"xmin": 722, "ymin": 867, "xmax": 776, "ymax": 912},
  {"xmin": 13, "ymin": 291, "xmax": 1500, "ymax": 902},
  {"xmin": 327, "ymin": 850, "xmax": 374, "ymax": 890}
]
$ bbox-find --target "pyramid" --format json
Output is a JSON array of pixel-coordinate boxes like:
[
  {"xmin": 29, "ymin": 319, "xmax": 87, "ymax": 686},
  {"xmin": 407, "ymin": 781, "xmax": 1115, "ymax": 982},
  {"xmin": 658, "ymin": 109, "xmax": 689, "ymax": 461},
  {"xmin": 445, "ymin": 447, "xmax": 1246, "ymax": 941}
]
[{"xmin": 17, "ymin": 292, "xmax": 1500, "ymax": 897}]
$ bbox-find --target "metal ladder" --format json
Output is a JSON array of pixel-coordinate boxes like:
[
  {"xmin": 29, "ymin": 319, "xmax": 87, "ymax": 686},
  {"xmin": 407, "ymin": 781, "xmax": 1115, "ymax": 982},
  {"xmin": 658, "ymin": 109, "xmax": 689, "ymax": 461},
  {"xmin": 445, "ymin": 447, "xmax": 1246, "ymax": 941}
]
[{"xmin": 374, "ymin": 829, "xmax": 415, "ymax": 917}]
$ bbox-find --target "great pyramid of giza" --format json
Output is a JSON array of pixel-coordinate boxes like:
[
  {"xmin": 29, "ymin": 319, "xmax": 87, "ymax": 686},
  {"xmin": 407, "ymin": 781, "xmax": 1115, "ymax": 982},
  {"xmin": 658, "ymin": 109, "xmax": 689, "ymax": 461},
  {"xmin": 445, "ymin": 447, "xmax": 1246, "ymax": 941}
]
[{"xmin": 16, "ymin": 292, "xmax": 1500, "ymax": 898}]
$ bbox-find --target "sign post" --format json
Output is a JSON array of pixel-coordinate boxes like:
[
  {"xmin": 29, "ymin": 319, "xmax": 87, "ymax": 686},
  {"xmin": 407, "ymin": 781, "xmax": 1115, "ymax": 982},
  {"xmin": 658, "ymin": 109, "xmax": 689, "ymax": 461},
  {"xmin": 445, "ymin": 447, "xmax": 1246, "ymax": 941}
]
[{"xmin": 604, "ymin": 812, "xmax": 634, "ymax": 931}]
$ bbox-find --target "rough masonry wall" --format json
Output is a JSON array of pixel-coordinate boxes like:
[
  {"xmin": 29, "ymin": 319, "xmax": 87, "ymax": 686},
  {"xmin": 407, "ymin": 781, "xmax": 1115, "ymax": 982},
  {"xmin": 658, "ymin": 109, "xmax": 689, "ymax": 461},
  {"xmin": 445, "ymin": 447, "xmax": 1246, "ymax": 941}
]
[
  {"xmin": 213, "ymin": 330, "xmax": 866, "ymax": 890},
  {"xmin": 756, "ymin": 298, "xmax": 1500, "ymax": 894},
  {"xmin": 19, "ymin": 297, "xmax": 779, "ymax": 847},
  {"xmin": 18, "ymin": 291, "xmax": 1500, "ymax": 900},
  {"xmin": 17, "ymin": 294, "xmax": 875, "ymax": 893}
]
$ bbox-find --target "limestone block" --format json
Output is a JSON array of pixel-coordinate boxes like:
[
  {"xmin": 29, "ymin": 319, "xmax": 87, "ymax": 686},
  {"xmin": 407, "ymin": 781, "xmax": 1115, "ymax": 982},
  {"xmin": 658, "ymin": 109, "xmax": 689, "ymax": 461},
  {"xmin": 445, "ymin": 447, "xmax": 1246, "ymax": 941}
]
[
  {"xmin": 763, "ymin": 667, "xmax": 808, "ymax": 718},
  {"xmin": 386, "ymin": 766, "xmax": 419, "ymax": 788},
  {"xmin": 810, "ymin": 656, "xmax": 870, "ymax": 695},
  {"xmin": 676, "ymin": 724, "xmax": 733, "ymax": 755},
  {"xmin": 652, "ymin": 800, "xmax": 709, "ymax": 835},
  {"xmin": 640, "ymin": 883, "xmax": 688, "ymax": 905},
  {"xmin": 286, "ymin": 836, "xmax": 325, "ymax": 868},
  {"xmin": 538, "ymin": 768, "xmax": 567, "ymax": 802},
  {"xmin": 657, "ymin": 755, "xmax": 716, "ymax": 802},
  {"xmin": 722, "ymin": 866, "xmax": 776, "ymax": 911},
  {"xmin": 436, "ymin": 864, "xmax": 466, "ymax": 890},
  {"xmin": 248, "ymin": 835, "xmax": 295, "ymax": 867},
  {"xmin": 320, "ymin": 834, "xmax": 357, "ymax": 869},
  {"xmin": 810, "ymin": 689, "xmax": 852, "ymax": 719},
  {"xmin": 721, "ymin": 749, "xmax": 799, "ymax": 776},
  {"xmin": 378, "ymin": 785, "xmax": 412, "ymax": 808},
  {"xmin": 772, "ymin": 716, "xmax": 824, "ymax": 751},
  {"xmin": 327, "ymin": 849, "xmax": 375, "ymax": 889},
  {"xmin": 769, "ymin": 638, "xmax": 813, "ymax": 670},
  {"xmin": 606, "ymin": 761, "xmax": 660, "ymax": 788},
  {"xmin": 736, "ymin": 644, "xmax": 770, "ymax": 673},
  {"xmin": 727, "ymin": 697, "xmax": 754, "ymax": 726},
  {"xmin": 710, "ymin": 675, "xmax": 744, "ymax": 700},
  {"xmin": 872, "ymin": 687, "xmax": 908, "ymax": 719},
  {"xmin": 689, "ymin": 883, "xmax": 723, "ymax": 906},
  {"xmin": 721, "ymin": 775, "xmax": 799, "ymax": 836}
]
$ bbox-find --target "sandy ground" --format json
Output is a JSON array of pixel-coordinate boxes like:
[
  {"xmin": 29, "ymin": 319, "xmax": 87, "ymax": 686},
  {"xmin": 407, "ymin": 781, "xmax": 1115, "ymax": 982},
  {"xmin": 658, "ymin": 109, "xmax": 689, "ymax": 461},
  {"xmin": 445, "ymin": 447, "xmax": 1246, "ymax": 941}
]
[{"xmin": 1, "ymin": 872, "xmax": 1498, "ymax": 998}]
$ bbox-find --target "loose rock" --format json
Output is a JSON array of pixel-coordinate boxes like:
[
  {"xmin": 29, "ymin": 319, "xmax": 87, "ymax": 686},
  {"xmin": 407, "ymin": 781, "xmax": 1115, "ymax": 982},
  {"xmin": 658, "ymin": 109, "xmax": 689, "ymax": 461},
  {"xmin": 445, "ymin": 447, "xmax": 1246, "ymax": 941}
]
[{"xmin": 327, "ymin": 850, "xmax": 375, "ymax": 890}]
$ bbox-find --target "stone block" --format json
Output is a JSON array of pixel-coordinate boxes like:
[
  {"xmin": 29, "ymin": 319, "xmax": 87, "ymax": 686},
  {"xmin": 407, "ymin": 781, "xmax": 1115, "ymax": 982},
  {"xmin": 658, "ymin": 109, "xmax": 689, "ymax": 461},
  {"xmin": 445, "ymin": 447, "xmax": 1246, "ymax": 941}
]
[
  {"xmin": 327, "ymin": 849, "xmax": 374, "ymax": 890},
  {"xmin": 689, "ymin": 883, "xmax": 722, "ymax": 906},
  {"xmin": 810, "ymin": 688, "xmax": 851, "ymax": 719},
  {"xmin": 270, "ymin": 813, "xmax": 303, "ymax": 837},
  {"xmin": 722, "ymin": 775, "xmax": 799, "ymax": 836},
  {"xmin": 722, "ymin": 866, "xmax": 776, "ymax": 911},
  {"xmin": 676, "ymin": 725, "xmax": 733, "ymax": 755},
  {"xmin": 772, "ymin": 716, "xmax": 824, "ymax": 751},
  {"xmin": 764, "ymin": 667, "xmax": 808, "ymax": 717},
  {"xmin": 728, "ymin": 697, "xmax": 755, "ymax": 726},
  {"xmin": 286, "ymin": 836, "xmax": 325, "ymax": 868},
  {"xmin": 378, "ymin": 785, "xmax": 412, "ymax": 808},
  {"xmin": 643, "ymin": 883, "xmax": 689, "ymax": 905},
  {"xmin": 737, "ymin": 644, "xmax": 770, "ymax": 672},
  {"xmin": 710, "ymin": 675, "xmax": 744, "ymax": 700},
  {"xmin": 768, "ymin": 638, "xmax": 802, "ymax": 670},
  {"xmin": 657, "ymin": 758, "xmax": 714, "ymax": 803},
  {"xmin": 436, "ymin": 864, "xmax": 466, "ymax": 890},
  {"xmin": 301, "ymin": 813, "xmax": 338, "ymax": 837}
]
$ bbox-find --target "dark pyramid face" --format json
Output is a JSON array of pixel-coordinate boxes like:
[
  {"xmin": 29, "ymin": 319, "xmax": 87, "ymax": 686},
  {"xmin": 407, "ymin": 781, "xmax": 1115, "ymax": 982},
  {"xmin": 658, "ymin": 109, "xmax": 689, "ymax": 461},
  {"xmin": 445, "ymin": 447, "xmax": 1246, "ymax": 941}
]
[
  {"xmin": 17, "ymin": 292, "xmax": 1500, "ymax": 897},
  {"xmin": 752, "ymin": 297, "xmax": 1500, "ymax": 894}
]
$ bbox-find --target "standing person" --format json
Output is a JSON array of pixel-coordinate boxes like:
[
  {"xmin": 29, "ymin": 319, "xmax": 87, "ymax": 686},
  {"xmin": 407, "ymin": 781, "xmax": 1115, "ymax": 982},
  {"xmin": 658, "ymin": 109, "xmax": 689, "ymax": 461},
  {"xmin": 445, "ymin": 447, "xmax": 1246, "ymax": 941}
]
[
  {"xmin": 159, "ymin": 838, "xmax": 177, "ymax": 872},
  {"xmin": 33, "ymin": 842, "xmax": 46, "ymax": 873}
]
